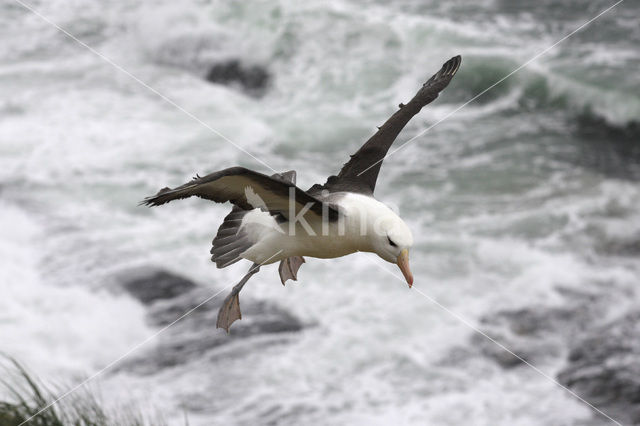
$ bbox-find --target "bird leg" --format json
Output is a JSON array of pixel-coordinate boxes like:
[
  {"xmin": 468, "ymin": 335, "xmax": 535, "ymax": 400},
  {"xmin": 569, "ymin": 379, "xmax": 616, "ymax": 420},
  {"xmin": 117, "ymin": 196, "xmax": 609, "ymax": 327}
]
[
  {"xmin": 278, "ymin": 256, "xmax": 305, "ymax": 285},
  {"xmin": 216, "ymin": 263, "xmax": 261, "ymax": 333}
]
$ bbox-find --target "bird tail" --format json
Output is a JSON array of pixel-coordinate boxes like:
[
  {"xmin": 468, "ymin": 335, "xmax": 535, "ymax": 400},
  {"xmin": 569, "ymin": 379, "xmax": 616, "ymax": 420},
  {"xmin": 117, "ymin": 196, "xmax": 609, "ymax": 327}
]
[{"xmin": 210, "ymin": 206, "xmax": 253, "ymax": 268}]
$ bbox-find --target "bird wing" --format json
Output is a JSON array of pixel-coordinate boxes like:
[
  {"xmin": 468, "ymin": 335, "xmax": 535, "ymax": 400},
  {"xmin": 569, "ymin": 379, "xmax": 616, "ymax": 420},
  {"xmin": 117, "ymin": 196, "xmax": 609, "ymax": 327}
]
[
  {"xmin": 142, "ymin": 166, "xmax": 339, "ymax": 221},
  {"xmin": 314, "ymin": 55, "xmax": 461, "ymax": 195}
]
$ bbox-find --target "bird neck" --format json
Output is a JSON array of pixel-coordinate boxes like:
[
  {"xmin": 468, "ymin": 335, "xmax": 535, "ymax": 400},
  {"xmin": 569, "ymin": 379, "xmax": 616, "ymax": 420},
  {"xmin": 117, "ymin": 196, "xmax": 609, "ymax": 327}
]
[{"xmin": 334, "ymin": 193, "xmax": 398, "ymax": 252}]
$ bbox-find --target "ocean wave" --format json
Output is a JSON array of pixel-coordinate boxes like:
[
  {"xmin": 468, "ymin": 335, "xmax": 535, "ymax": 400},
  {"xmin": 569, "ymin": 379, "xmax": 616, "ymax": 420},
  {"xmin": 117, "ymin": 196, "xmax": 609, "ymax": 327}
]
[
  {"xmin": 446, "ymin": 56, "xmax": 640, "ymax": 127},
  {"xmin": 127, "ymin": 0, "xmax": 639, "ymax": 134}
]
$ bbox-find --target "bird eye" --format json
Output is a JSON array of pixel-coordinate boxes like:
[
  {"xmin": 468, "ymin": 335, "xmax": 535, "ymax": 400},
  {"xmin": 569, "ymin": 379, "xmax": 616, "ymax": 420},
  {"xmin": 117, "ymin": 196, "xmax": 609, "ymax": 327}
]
[{"xmin": 387, "ymin": 236, "xmax": 397, "ymax": 247}]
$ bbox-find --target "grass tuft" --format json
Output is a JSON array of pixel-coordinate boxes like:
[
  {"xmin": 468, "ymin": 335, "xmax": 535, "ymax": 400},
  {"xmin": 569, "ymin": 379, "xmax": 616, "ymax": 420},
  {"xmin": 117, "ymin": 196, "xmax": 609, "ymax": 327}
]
[{"xmin": 0, "ymin": 355, "xmax": 164, "ymax": 426}]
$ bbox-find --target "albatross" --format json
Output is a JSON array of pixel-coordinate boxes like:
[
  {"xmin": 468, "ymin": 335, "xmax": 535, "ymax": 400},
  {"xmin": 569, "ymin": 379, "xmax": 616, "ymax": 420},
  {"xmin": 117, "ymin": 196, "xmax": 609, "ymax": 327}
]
[{"xmin": 142, "ymin": 55, "xmax": 462, "ymax": 332}]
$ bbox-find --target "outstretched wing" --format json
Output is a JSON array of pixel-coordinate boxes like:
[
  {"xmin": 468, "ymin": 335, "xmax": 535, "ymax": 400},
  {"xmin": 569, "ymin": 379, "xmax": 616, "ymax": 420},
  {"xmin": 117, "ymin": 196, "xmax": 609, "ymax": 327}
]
[
  {"xmin": 315, "ymin": 55, "xmax": 461, "ymax": 195},
  {"xmin": 141, "ymin": 166, "xmax": 339, "ymax": 221}
]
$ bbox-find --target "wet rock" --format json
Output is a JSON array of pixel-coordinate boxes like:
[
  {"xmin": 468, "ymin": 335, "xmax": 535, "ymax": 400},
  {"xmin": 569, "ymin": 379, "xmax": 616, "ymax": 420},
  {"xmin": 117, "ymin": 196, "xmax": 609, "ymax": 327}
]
[
  {"xmin": 570, "ymin": 112, "xmax": 640, "ymax": 181},
  {"xmin": 558, "ymin": 310, "xmax": 640, "ymax": 425},
  {"xmin": 119, "ymin": 267, "xmax": 196, "ymax": 304},
  {"xmin": 126, "ymin": 289, "xmax": 304, "ymax": 373},
  {"xmin": 575, "ymin": 112, "xmax": 640, "ymax": 145},
  {"xmin": 146, "ymin": 31, "xmax": 271, "ymax": 96},
  {"xmin": 205, "ymin": 60, "xmax": 270, "ymax": 96},
  {"xmin": 471, "ymin": 306, "xmax": 574, "ymax": 368},
  {"xmin": 471, "ymin": 288, "xmax": 608, "ymax": 369},
  {"xmin": 115, "ymin": 268, "xmax": 304, "ymax": 374},
  {"xmin": 597, "ymin": 237, "xmax": 640, "ymax": 258}
]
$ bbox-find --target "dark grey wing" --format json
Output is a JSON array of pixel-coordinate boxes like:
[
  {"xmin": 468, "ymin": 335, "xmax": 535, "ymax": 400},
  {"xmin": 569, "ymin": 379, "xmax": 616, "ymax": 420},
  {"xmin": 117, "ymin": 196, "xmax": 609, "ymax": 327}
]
[
  {"xmin": 141, "ymin": 166, "xmax": 339, "ymax": 221},
  {"xmin": 210, "ymin": 170, "xmax": 301, "ymax": 269},
  {"xmin": 314, "ymin": 55, "xmax": 461, "ymax": 195}
]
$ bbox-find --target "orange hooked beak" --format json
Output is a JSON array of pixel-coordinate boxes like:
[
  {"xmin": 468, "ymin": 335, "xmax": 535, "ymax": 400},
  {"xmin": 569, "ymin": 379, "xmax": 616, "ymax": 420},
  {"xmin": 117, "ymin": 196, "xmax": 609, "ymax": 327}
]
[{"xmin": 396, "ymin": 249, "xmax": 413, "ymax": 288}]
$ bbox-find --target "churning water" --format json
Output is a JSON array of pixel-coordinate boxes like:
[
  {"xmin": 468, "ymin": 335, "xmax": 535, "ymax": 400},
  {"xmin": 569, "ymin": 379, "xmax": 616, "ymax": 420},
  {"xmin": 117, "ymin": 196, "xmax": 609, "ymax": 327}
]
[{"xmin": 1, "ymin": 0, "xmax": 639, "ymax": 424}]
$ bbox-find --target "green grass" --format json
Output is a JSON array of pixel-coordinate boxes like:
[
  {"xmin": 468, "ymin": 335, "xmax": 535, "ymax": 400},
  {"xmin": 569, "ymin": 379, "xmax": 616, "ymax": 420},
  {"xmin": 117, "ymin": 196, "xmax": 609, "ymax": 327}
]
[{"xmin": 0, "ymin": 356, "xmax": 165, "ymax": 426}]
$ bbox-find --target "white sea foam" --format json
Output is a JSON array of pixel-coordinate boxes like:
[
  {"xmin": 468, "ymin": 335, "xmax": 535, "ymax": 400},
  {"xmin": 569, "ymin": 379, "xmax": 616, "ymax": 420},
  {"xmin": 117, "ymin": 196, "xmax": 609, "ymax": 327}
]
[
  {"xmin": 0, "ymin": 202, "xmax": 151, "ymax": 385},
  {"xmin": 1, "ymin": 0, "xmax": 638, "ymax": 424}
]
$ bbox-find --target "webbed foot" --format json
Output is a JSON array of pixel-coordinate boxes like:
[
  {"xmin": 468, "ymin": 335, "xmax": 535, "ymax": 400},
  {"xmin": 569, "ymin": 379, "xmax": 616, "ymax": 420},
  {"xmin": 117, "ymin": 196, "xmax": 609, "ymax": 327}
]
[
  {"xmin": 216, "ymin": 263, "xmax": 260, "ymax": 333},
  {"xmin": 278, "ymin": 256, "xmax": 305, "ymax": 285},
  {"xmin": 216, "ymin": 287, "xmax": 242, "ymax": 333}
]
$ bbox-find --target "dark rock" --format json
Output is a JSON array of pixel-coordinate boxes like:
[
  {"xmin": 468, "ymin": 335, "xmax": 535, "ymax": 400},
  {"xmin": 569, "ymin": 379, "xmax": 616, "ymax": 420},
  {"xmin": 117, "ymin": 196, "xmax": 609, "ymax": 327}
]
[
  {"xmin": 558, "ymin": 310, "xmax": 640, "ymax": 425},
  {"xmin": 205, "ymin": 60, "xmax": 270, "ymax": 96},
  {"xmin": 115, "ymin": 269, "xmax": 305, "ymax": 374},
  {"xmin": 575, "ymin": 112, "xmax": 640, "ymax": 145},
  {"xmin": 447, "ymin": 285, "xmax": 633, "ymax": 423},
  {"xmin": 570, "ymin": 112, "xmax": 640, "ymax": 181},
  {"xmin": 119, "ymin": 268, "xmax": 197, "ymax": 304},
  {"xmin": 597, "ymin": 237, "xmax": 640, "ymax": 257},
  {"xmin": 134, "ymin": 288, "xmax": 303, "ymax": 373},
  {"xmin": 471, "ymin": 306, "xmax": 574, "ymax": 368},
  {"xmin": 469, "ymin": 287, "xmax": 609, "ymax": 369}
]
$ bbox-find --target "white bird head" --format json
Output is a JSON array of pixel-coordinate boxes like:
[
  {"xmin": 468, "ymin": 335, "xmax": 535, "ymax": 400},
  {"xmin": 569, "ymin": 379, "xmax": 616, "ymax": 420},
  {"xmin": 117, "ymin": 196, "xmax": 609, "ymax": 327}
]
[
  {"xmin": 370, "ymin": 213, "xmax": 414, "ymax": 287},
  {"xmin": 338, "ymin": 193, "xmax": 415, "ymax": 286}
]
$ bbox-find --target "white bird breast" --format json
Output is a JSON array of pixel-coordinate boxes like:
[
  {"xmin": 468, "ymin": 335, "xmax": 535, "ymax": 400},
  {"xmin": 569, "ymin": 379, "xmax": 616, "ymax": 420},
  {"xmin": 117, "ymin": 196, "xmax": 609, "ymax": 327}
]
[{"xmin": 237, "ymin": 192, "xmax": 410, "ymax": 264}]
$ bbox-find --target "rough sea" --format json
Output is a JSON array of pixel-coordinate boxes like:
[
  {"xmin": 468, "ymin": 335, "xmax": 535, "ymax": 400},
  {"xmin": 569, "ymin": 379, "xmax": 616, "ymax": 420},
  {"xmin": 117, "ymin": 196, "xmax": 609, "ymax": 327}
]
[{"xmin": 1, "ymin": 0, "xmax": 639, "ymax": 425}]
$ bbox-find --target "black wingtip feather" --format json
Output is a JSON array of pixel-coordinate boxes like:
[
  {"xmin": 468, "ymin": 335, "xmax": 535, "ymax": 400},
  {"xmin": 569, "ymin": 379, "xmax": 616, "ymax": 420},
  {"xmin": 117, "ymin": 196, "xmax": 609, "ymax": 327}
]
[
  {"xmin": 424, "ymin": 55, "xmax": 461, "ymax": 85},
  {"xmin": 139, "ymin": 187, "xmax": 173, "ymax": 207},
  {"xmin": 445, "ymin": 55, "xmax": 462, "ymax": 76}
]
